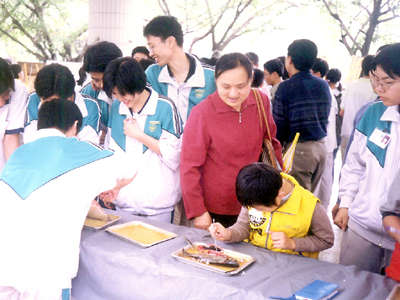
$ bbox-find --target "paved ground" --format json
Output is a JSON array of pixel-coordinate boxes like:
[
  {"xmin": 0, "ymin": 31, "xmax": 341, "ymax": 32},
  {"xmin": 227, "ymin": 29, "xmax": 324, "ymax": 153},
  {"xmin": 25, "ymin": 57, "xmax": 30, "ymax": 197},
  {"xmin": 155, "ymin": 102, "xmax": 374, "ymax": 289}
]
[{"xmin": 319, "ymin": 152, "xmax": 343, "ymax": 264}]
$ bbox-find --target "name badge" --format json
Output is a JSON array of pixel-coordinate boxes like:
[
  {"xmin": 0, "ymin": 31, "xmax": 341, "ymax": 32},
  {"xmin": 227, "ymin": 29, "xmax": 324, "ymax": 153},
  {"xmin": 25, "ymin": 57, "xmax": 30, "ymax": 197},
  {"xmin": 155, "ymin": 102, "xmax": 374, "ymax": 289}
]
[{"xmin": 369, "ymin": 128, "xmax": 391, "ymax": 149}]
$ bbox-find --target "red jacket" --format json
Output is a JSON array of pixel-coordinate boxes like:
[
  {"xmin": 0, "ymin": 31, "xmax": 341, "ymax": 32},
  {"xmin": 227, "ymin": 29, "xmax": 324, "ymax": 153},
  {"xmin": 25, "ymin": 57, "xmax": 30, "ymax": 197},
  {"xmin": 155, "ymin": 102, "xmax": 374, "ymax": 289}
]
[{"xmin": 180, "ymin": 90, "xmax": 282, "ymax": 219}]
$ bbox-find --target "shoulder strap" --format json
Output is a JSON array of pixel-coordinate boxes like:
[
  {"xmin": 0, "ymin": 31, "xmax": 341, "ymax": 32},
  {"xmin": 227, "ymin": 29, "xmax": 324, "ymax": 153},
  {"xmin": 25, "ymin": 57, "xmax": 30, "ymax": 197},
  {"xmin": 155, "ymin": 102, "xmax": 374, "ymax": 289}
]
[{"xmin": 253, "ymin": 89, "xmax": 272, "ymax": 140}]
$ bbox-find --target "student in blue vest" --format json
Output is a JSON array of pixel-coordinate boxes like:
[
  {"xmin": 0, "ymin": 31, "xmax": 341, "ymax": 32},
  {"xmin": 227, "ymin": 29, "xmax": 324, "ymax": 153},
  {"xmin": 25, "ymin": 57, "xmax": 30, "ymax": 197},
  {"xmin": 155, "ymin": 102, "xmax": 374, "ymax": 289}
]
[
  {"xmin": 335, "ymin": 43, "xmax": 400, "ymax": 273},
  {"xmin": 0, "ymin": 99, "xmax": 134, "ymax": 300},
  {"xmin": 24, "ymin": 63, "xmax": 101, "ymax": 144},
  {"xmin": 143, "ymin": 16, "xmax": 216, "ymax": 125},
  {"xmin": 78, "ymin": 41, "xmax": 123, "ymax": 129},
  {"xmin": 102, "ymin": 57, "xmax": 183, "ymax": 223}
]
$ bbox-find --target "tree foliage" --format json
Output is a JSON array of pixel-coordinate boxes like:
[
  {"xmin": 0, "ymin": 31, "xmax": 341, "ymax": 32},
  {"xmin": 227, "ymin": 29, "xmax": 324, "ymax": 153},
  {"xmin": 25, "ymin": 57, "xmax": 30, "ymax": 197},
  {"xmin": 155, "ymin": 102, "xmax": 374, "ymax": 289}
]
[
  {"xmin": 158, "ymin": 0, "xmax": 288, "ymax": 57},
  {"xmin": 319, "ymin": 0, "xmax": 400, "ymax": 56},
  {"xmin": 0, "ymin": 0, "xmax": 87, "ymax": 61}
]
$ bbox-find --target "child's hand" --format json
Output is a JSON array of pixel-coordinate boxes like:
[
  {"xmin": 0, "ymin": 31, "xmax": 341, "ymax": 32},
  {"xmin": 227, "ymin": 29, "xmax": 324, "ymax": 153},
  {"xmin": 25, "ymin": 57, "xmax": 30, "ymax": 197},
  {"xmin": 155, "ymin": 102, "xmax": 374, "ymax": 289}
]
[
  {"xmin": 124, "ymin": 118, "xmax": 142, "ymax": 139},
  {"xmin": 270, "ymin": 231, "xmax": 296, "ymax": 250},
  {"xmin": 209, "ymin": 222, "xmax": 232, "ymax": 241}
]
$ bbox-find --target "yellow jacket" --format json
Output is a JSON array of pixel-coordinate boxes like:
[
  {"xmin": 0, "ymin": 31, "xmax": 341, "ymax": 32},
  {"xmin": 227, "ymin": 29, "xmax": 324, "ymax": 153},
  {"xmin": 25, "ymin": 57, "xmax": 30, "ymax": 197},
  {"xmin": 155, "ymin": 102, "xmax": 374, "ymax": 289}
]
[{"xmin": 248, "ymin": 173, "xmax": 319, "ymax": 258}]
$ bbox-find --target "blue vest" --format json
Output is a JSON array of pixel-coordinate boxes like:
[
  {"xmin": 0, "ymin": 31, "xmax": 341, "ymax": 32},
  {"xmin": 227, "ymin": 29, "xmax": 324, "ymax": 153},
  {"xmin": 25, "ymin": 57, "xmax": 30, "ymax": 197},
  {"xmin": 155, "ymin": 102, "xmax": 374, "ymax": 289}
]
[
  {"xmin": 25, "ymin": 92, "xmax": 100, "ymax": 133},
  {"xmin": 80, "ymin": 83, "xmax": 110, "ymax": 127},
  {"xmin": 145, "ymin": 63, "xmax": 216, "ymax": 120},
  {"xmin": 356, "ymin": 101, "xmax": 391, "ymax": 168},
  {"xmin": 0, "ymin": 136, "xmax": 113, "ymax": 199},
  {"xmin": 108, "ymin": 96, "xmax": 182, "ymax": 153}
]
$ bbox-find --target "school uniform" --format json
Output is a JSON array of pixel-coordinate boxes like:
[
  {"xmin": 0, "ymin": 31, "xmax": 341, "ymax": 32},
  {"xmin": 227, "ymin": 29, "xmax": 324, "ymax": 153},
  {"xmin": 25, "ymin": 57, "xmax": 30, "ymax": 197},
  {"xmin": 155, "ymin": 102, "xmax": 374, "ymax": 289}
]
[
  {"xmin": 339, "ymin": 101, "xmax": 400, "ymax": 273},
  {"xmin": 80, "ymin": 83, "xmax": 112, "ymax": 127},
  {"xmin": 0, "ymin": 79, "xmax": 28, "ymax": 171},
  {"xmin": 106, "ymin": 87, "xmax": 182, "ymax": 221},
  {"xmin": 0, "ymin": 128, "xmax": 130, "ymax": 300},
  {"xmin": 24, "ymin": 92, "xmax": 101, "ymax": 144},
  {"xmin": 145, "ymin": 54, "xmax": 216, "ymax": 124}
]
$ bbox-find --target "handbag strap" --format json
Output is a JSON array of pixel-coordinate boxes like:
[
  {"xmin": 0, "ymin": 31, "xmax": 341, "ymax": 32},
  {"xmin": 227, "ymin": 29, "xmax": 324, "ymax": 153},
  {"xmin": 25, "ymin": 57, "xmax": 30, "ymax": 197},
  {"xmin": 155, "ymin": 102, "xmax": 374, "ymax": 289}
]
[{"xmin": 253, "ymin": 89, "xmax": 272, "ymax": 141}]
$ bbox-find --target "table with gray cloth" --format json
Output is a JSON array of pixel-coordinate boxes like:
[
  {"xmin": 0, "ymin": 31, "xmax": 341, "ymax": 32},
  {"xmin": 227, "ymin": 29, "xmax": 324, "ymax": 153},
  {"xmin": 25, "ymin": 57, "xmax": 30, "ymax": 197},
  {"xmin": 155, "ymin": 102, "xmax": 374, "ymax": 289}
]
[{"xmin": 72, "ymin": 211, "xmax": 396, "ymax": 300}]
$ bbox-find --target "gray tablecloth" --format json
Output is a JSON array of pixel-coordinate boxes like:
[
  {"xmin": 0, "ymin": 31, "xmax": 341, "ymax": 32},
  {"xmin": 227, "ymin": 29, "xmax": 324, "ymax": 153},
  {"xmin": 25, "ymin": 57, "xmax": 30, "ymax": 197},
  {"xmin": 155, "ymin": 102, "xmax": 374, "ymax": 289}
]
[{"xmin": 72, "ymin": 211, "xmax": 396, "ymax": 300}]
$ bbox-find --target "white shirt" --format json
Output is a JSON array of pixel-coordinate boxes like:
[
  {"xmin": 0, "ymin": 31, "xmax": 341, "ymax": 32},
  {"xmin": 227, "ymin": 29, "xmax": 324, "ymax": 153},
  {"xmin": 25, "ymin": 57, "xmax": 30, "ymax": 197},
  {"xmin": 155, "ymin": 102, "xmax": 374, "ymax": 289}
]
[
  {"xmin": 325, "ymin": 88, "xmax": 338, "ymax": 152},
  {"xmin": 106, "ymin": 90, "xmax": 182, "ymax": 215},
  {"xmin": 341, "ymin": 77, "xmax": 376, "ymax": 138},
  {"xmin": 0, "ymin": 129, "xmax": 131, "ymax": 290}
]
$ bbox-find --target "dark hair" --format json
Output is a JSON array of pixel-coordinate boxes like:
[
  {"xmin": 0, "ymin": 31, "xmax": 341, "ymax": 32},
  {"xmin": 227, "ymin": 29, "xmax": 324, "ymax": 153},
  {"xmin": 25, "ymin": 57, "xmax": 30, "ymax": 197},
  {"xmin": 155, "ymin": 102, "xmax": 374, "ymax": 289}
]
[
  {"xmin": 103, "ymin": 57, "xmax": 147, "ymax": 98},
  {"xmin": 143, "ymin": 16, "xmax": 183, "ymax": 47},
  {"xmin": 77, "ymin": 41, "xmax": 123, "ymax": 86},
  {"xmin": 326, "ymin": 68, "xmax": 341, "ymax": 84},
  {"xmin": 246, "ymin": 52, "xmax": 259, "ymax": 66},
  {"xmin": 139, "ymin": 58, "xmax": 155, "ymax": 71},
  {"xmin": 215, "ymin": 53, "xmax": 252, "ymax": 80},
  {"xmin": 311, "ymin": 58, "xmax": 329, "ymax": 77},
  {"xmin": 264, "ymin": 59, "xmax": 284, "ymax": 77},
  {"xmin": 236, "ymin": 163, "xmax": 283, "ymax": 207},
  {"xmin": 360, "ymin": 55, "xmax": 375, "ymax": 77},
  {"xmin": 10, "ymin": 64, "xmax": 22, "ymax": 79},
  {"xmin": 373, "ymin": 43, "xmax": 400, "ymax": 79},
  {"xmin": 34, "ymin": 64, "xmax": 75, "ymax": 100},
  {"xmin": 277, "ymin": 56, "xmax": 289, "ymax": 80},
  {"xmin": 0, "ymin": 57, "xmax": 14, "ymax": 94},
  {"xmin": 287, "ymin": 39, "xmax": 318, "ymax": 72},
  {"xmin": 252, "ymin": 69, "xmax": 264, "ymax": 88},
  {"xmin": 200, "ymin": 57, "xmax": 217, "ymax": 66},
  {"xmin": 38, "ymin": 99, "xmax": 83, "ymax": 133},
  {"xmin": 131, "ymin": 46, "xmax": 150, "ymax": 57}
]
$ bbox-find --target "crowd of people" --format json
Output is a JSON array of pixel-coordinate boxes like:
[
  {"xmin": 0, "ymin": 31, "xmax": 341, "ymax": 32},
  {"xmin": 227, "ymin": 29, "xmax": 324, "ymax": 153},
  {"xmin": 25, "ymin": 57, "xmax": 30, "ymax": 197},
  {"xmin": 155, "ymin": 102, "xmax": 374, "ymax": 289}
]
[{"xmin": 0, "ymin": 14, "xmax": 400, "ymax": 300}]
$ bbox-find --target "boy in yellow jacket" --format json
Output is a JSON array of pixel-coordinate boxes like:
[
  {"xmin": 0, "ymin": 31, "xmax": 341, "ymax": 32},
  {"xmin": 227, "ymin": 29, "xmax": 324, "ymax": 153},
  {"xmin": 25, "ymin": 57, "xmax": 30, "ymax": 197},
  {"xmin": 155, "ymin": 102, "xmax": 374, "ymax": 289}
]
[{"xmin": 209, "ymin": 163, "xmax": 334, "ymax": 258}]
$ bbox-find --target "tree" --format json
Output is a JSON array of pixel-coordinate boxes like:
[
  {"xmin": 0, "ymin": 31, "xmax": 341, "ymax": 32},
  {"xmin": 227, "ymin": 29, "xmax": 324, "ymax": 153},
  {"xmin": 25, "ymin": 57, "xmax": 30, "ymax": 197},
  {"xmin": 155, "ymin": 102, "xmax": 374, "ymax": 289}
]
[
  {"xmin": 158, "ymin": 0, "xmax": 287, "ymax": 57},
  {"xmin": 0, "ymin": 0, "xmax": 88, "ymax": 62},
  {"xmin": 319, "ymin": 0, "xmax": 400, "ymax": 56}
]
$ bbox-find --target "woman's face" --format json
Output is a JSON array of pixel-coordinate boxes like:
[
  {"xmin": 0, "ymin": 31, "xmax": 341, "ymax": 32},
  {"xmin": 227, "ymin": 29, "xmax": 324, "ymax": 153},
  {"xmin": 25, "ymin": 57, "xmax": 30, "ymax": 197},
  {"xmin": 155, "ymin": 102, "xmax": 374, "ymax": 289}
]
[
  {"xmin": 371, "ymin": 66, "xmax": 400, "ymax": 106},
  {"xmin": 216, "ymin": 66, "xmax": 252, "ymax": 111}
]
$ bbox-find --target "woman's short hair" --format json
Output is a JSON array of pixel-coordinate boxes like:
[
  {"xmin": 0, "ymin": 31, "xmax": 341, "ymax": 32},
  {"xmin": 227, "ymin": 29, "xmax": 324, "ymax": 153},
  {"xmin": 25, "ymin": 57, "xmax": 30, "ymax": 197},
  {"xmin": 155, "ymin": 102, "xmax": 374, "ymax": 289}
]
[
  {"xmin": 215, "ymin": 53, "xmax": 253, "ymax": 80},
  {"xmin": 373, "ymin": 43, "xmax": 400, "ymax": 79},
  {"xmin": 38, "ymin": 99, "xmax": 83, "ymax": 133},
  {"xmin": 103, "ymin": 57, "xmax": 147, "ymax": 98},
  {"xmin": 326, "ymin": 68, "xmax": 341, "ymax": 84}
]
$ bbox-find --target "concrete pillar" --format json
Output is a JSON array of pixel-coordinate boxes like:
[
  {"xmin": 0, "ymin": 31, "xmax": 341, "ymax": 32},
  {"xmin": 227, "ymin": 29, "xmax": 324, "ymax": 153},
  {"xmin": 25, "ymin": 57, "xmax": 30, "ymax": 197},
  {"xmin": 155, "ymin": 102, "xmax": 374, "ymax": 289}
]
[{"xmin": 88, "ymin": 0, "xmax": 145, "ymax": 56}]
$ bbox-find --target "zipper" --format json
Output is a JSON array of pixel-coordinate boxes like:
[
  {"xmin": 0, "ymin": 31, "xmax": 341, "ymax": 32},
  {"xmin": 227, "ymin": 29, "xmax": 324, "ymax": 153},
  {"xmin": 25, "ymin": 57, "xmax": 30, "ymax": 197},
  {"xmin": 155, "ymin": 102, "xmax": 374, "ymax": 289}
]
[{"xmin": 239, "ymin": 111, "xmax": 242, "ymax": 123}]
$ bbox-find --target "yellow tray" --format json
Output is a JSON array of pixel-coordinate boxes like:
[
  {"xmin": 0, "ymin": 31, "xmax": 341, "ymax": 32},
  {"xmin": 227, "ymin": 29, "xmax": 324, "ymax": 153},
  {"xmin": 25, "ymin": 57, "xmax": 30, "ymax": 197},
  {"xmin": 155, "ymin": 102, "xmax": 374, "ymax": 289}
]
[
  {"xmin": 84, "ymin": 214, "xmax": 120, "ymax": 230},
  {"xmin": 171, "ymin": 242, "xmax": 255, "ymax": 275},
  {"xmin": 106, "ymin": 220, "xmax": 177, "ymax": 247}
]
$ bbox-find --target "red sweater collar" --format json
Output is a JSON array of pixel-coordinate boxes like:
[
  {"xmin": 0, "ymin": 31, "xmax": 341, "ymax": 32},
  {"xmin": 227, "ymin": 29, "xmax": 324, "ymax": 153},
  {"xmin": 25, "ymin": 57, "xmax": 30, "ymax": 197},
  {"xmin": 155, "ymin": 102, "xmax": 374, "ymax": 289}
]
[{"xmin": 211, "ymin": 90, "xmax": 257, "ymax": 113}]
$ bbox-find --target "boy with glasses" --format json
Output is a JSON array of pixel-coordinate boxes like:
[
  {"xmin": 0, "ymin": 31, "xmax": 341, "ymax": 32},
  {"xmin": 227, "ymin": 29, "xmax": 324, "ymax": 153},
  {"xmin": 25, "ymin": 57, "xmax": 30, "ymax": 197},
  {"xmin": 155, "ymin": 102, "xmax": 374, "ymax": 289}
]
[{"xmin": 335, "ymin": 43, "xmax": 400, "ymax": 273}]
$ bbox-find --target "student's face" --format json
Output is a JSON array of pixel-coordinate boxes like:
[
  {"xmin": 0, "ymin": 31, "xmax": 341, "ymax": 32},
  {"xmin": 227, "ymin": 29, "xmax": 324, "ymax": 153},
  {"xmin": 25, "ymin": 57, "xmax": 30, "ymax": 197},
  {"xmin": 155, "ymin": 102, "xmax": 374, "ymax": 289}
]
[
  {"xmin": 371, "ymin": 66, "xmax": 400, "ymax": 106},
  {"xmin": 146, "ymin": 35, "xmax": 173, "ymax": 66},
  {"xmin": 0, "ymin": 88, "xmax": 12, "ymax": 107},
  {"xmin": 112, "ymin": 87, "xmax": 137, "ymax": 109},
  {"xmin": 215, "ymin": 66, "xmax": 252, "ymax": 111},
  {"xmin": 89, "ymin": 72, "xmax": 104, "ymax": 91},
  {"xmin": 133, "ymin": 52, "xmax": 149, "ymax": 62},
  {"xmin": 264, "ymin": 70, "xmax": 274, "ymax": 85}
]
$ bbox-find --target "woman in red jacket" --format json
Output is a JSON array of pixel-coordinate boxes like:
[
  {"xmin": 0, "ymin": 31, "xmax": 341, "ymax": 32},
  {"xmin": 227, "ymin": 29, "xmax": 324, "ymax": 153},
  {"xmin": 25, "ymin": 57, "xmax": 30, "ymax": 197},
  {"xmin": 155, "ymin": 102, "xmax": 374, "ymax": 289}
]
[{"xmin": 180, "ymin": 52, "xmax": 282, "ymax": 230}]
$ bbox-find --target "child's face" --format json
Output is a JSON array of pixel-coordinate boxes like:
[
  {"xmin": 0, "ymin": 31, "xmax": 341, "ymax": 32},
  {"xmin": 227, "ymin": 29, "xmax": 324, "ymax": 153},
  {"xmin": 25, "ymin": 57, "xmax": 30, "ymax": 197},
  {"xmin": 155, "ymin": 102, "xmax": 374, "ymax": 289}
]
[{"xmin": 372, "ymin": 66, "xmax": 400, "ymax": 106}]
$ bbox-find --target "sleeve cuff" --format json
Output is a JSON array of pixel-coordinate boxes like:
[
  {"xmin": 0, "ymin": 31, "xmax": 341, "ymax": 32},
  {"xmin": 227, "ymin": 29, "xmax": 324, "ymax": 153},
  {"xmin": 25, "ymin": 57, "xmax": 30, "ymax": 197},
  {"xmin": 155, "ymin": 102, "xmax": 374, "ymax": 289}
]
[
  {"xmin": 5, "ymin": 128, "xmax": 24, "ymax": 134},
  {"xmin": 339, "ymin": 196, "xmax": 353, "ymax": 208}
]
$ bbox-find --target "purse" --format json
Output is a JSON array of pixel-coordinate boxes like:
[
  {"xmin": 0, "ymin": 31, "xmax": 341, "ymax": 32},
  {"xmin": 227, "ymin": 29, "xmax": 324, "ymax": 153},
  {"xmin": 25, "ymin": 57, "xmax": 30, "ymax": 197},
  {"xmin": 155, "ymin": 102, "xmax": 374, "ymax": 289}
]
[{"xmin": 253, "ymin": 89, "xmax": 280, "ymax": 170}]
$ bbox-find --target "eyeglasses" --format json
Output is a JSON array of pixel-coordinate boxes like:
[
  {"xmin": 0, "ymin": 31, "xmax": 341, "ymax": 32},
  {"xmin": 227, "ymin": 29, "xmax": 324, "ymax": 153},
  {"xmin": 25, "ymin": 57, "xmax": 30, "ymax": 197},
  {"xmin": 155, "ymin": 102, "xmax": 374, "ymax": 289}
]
[{"xmin": 370, "ymin": 73, "xmax": 400, "ymax": 90}]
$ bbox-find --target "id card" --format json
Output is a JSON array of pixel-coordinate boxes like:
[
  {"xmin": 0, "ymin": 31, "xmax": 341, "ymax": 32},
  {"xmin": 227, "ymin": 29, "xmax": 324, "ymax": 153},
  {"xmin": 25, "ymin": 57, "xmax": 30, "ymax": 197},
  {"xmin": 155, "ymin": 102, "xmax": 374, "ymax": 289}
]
[{"xmin": 369, "ymin": 128, "xmax": 391, "ymax": 149}]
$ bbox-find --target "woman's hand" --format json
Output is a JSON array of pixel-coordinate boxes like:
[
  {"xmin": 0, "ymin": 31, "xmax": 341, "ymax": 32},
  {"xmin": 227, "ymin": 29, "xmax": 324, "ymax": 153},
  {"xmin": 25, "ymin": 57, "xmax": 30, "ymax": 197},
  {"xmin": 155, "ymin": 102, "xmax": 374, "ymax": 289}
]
[
  {"xmin": 270, "ymin": 231, "xmax": 296, "ymax": 250},
  {"xmin": 124, "ymin": 118, "xmax": 142, "ymax": 140},
  {"xmin": 209, "ymin": 222, "xmax": 232, "ymax": 241},
  {"xmin": 193, "ymin": 211, "xmax": 212, "ymax": 230},
  {"xmin": 334, "ymin": 207, "xmax": 349, "ymax": 231}
]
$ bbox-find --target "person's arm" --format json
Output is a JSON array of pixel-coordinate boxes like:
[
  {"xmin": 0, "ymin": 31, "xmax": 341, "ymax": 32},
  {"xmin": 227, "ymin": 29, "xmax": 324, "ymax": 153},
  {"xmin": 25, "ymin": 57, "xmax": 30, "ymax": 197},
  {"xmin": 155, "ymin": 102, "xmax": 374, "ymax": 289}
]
[
  {"xmin": 292, "ymin": 203, "xmax": 334, "ymax": 252},
  {"xmin": 3, "ymin": 134, "xmax": 20, "ymax": 160},
  {"xmin": 262, "ymin": 92, "xmax": 283, "ymax": 167},
  {"xmin": 228, "ymin": 206, "xmax": 250, "ymax": 242},
  {"xmin": 334, "ymin": 129, "xmax": 366, "ymax": 230},
  {"xmin": 180, "ymin": 106, "xmax": 210, "ymax": 223}
]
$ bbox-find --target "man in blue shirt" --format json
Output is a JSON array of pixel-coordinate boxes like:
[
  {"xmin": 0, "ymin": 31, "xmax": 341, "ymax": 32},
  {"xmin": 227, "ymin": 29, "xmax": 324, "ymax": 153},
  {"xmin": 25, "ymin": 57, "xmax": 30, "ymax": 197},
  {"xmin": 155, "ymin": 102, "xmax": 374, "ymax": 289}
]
[{"xmin": 273, "ymin": 39, "xmax": 331, "ymax": 197}]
